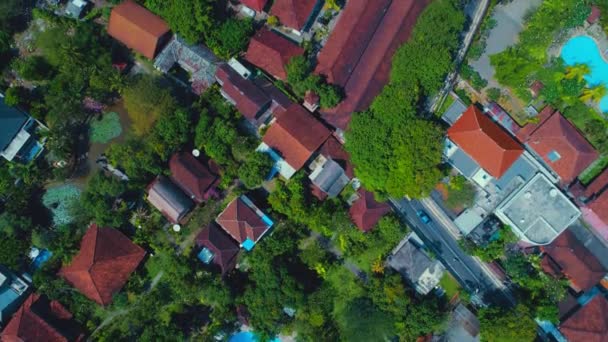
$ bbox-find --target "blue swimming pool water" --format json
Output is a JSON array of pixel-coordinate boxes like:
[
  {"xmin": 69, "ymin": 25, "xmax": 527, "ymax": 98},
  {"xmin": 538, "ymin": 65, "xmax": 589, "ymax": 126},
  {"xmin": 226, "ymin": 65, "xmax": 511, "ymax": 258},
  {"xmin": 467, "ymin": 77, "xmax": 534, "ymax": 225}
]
[{"xmin": 561, "ymin": 35, "xmax": 608, "ymax": 112}]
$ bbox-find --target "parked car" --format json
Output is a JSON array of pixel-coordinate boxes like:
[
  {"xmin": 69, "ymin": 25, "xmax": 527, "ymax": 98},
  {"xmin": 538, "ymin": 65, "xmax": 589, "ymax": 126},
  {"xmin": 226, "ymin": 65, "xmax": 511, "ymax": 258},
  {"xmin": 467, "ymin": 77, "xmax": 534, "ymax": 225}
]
[{"xmin": 416, "ymin": 210, "xmax": 431, "ymax": 224}]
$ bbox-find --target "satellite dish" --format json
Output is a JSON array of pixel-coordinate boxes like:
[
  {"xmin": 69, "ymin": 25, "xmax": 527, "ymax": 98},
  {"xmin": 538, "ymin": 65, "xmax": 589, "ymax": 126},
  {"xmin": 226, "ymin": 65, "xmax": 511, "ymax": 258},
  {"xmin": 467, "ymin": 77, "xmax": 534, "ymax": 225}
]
[
  {"xmin": 172, "ymin": 224, "xmax": 181, "ymax": 232},
  {"xmin": 192, "ymin": 149, "xmax": 201, "ymax": 157}
]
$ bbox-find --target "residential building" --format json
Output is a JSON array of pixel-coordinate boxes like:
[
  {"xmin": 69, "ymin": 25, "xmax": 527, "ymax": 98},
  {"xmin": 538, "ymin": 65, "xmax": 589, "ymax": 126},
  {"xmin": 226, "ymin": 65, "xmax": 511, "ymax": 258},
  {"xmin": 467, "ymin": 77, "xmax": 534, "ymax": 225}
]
[
  {"xmin": 107, "ymin": 0, "xmax": 171, "ymax": 59},
  {"xmin": 195, "ymin": 223, "xmax": 240, "ymax": 275},
  {"xmin": 308, "ymin": 157, "xmax": 349, "ymax": 199},
  {"xmin": 349, "ymin": 189, "xmax": 391, "ymax": 232},
  {"xmin": 240, "ymin": 0, "xmax": 268, "ymax": 12},
  {"xmin": 146, "ymin": 176, "xmax": 194, "ymax": 224},
  {"xmin": 438, "ymin": 304, "xmax": 480, "ymax": 342},
  {"xmin": 1, "ymin": 293, "xmax": 84, "ymax": 342},
  {"xmin": 0, "ymin": 95, "xmax": 44, "ymax": 163},
  {"xmin": 387, "ymin": 234, "xmax": 445, "ymax": 295},
  {"xmin": 314, "ymin": 0, "xmax": 430, "ymax": 131},
  {"xmin": 59, "ymin": 224, "xmax": 146, "ymax": 306},
  {"xmin": 541, "ymin": 229, "xmax": 606, "ymax": 292},
  {"xmin": 66, "ymin": 0, "xmax": 88, "ymax": 19},
  {"xmin": 303, "ymin": 91, "xmax": 320, "ymax": 112},
  {"xmin": 517, "ymin": 106, "xmax": 598, "ymax": 186},
  {"xmin": 318, "ymin": 136, "xmax": 354, "ymax": 179},
  {"xmin": 587, "ymin": 193, "xmax": 608, "ymax": 237},
  {"xmin": 258, "ymin": 103, "xmax": 331, "ymax": 179},
  {"xmin": 153, "ymin": 36, "xmax": 219, "ymax": 95},
  {"xmin": 169, "ymin": 152, "xmax": 219, "ymax": 204},
  {"xmin": 559, "ymin": 295, "xmax": 608, "ymax": 341},
  {"xmin": 570, "ymin": 168, "xmax": 608, "ymax": 239},
  {"xmin": 216, "ymin": 196, "xmax": 273, "ymax": 251},
  {"xmin": 0, "ymin": 267, "xmax": 30, "ymax": 325},
  {"xmin": 244, "ymin": 29, "xmax": 304, "ymax": 80},
  {"xmin": 269, "ymin": 0, "xmax": 321, "ymax": 35}
]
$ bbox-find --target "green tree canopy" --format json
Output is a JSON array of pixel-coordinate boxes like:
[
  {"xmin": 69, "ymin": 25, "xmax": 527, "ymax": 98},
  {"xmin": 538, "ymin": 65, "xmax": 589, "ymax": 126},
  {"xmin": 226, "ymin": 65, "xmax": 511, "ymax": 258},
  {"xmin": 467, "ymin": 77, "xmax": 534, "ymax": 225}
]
[
  {"xmin": 123, "ymin": 76, "xmax": 177, "ymax": 135},
  {"xmin": 478, "ymin": 304, "xmax": 537, "ymax": 342}
]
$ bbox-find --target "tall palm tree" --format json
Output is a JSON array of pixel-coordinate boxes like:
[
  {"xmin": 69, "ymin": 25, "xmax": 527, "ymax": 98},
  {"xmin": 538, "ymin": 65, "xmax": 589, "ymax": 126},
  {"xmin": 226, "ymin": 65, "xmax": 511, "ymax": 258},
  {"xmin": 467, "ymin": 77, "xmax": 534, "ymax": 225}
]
[
  {"xmin": 565, "ymin": 63, "xmax": 591, "ymax": 82},
  {"xmin": 580, "ymin": 84, "xmax": 608, "ymax": 103}
]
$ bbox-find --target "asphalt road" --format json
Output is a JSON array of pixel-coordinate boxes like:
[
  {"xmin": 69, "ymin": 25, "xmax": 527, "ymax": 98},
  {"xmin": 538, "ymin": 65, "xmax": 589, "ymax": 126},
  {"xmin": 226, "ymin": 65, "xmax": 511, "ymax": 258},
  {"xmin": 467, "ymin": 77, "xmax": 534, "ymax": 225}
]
[{"xmin": 390, "ymin": 198, "xmax": 513, "ymax": 305}]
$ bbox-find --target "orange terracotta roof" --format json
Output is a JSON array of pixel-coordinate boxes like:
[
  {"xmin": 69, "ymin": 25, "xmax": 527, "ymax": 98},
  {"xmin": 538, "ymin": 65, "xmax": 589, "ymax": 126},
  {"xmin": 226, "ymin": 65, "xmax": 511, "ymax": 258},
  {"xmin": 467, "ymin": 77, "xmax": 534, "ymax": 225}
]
[
  {"xmin": 447, "ymin": 106, "xmax": 524, "ymax": 178},
  {"xmin": 245, "ymin": 29, "xmax": 304, "ymax": 80},
  {"xmin": 262, "ymin": 104, "xmax": 331, "ymax": 170},
  {"xmin": 59, "ymin": 224, "xmax": 146, "ymax": 306},
  {"xmin": 107, "ymin": 1, "xmax": 170, "ymax": 59},
  {"xmin": 560, "ymin": 295, "xmax": 608, "ymax": 342}
]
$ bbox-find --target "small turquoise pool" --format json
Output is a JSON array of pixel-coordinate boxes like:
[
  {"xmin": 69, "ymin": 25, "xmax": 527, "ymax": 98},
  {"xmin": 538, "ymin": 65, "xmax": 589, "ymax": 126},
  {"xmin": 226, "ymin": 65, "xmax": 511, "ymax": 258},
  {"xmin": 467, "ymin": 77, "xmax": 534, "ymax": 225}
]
[{"xmin": 561, "ymin": 35, "xmax": 608, "ymax": 112}]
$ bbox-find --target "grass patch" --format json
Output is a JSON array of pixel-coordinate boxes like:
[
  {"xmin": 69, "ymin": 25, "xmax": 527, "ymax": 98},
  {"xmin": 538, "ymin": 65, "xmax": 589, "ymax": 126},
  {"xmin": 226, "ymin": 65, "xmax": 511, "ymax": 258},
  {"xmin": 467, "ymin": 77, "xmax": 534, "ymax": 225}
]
[
  {"xmin": 436, "ymin": 95, "xmax": 455, "ymax": 117},
  {"xmin": 90, "ymin": 112, "xmax": 122, "ymax": 143},
  {"xmin": 579, "ymin": 155, "xmax": 608, "ymax": 185},
  {"xmin": 42, "ymin": 184, "xmax": 82, "ymax": 226},
  {"xmin": 439, "ymin": 272, "xmax": 461, "ymax": 299}
]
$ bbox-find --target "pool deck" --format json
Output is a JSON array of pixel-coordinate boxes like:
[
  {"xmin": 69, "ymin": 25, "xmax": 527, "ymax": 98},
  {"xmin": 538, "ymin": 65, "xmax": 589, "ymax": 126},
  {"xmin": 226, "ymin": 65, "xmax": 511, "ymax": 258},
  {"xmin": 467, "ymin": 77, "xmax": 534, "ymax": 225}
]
[{"xmin": 549, "ymin": 24, "xmax": 608, "ymax": 62}]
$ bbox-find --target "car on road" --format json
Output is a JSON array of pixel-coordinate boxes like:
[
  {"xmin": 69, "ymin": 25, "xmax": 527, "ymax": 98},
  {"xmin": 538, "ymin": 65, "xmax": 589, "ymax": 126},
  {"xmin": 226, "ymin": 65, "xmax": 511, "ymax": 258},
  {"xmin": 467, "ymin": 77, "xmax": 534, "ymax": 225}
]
[{"xmin": 416, "ymin": 210, "xmax": 431, "ymax": 224}]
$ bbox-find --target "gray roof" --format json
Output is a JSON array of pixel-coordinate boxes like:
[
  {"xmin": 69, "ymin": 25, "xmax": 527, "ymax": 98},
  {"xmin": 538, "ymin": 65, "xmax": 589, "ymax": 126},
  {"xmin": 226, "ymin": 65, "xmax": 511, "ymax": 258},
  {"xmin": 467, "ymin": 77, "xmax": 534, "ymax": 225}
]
[
  {"xmin": 442, "ymin": 96, "xmax": 467, "ymax": 125},
  {"xmin": 310, "ymin": 159, "xmax": 349, "ymax": 198},
  {"xmin": 492, "ymin": 153, "xmax": 537, "ymax": 192},
  {"xmin": 0, "ymin": 96, "xmax": 28, "ymax": 152},
  {"xmin": 448, "ymin": 148, "xmax": 480, "ymax": 178},
  {"xmin": 388, "ymin": 239, "xmax": 442, "ymax": 289},
  {"xmin": 147, "ymin": 176, "xmax": 194, "ymax": 223}
]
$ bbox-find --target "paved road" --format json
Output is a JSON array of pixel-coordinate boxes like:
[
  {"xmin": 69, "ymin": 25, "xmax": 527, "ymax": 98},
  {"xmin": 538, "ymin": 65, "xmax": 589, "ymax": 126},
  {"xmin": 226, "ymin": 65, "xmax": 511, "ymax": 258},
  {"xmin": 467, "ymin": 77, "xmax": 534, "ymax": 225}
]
[{"xmin": 390, "ymin": 197, "xmax": 514, "ymax": 306}]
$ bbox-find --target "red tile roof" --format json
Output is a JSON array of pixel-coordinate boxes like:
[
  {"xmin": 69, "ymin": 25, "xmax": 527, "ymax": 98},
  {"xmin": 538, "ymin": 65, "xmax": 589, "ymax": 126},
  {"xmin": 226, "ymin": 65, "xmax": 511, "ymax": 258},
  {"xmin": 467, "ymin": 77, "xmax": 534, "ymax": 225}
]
[
  {"xmin": 588, "ymin": 5, "xmax": 601, "ymax": 24},
  {"xmin": 270, "ymin": 0, "xmax": 317, "ymax": 31},
  {"xmin": 245, "ymin": 29, "xmax": 304, "ymax": 80},
  {"xmin": 522, "ymin": 109, "xmax": 599, "ymax": 185},
  {"xmin": 169, "ymin": 152, "xmax": 219, "ymax": 203},
  {"xmin": 216, "ymin": 197, "xmax": 269, "ymax": 245},
  {"xmin": 262, "ymin": 104, "xmax": 332, "ymax": 170},
  {"xmin": 319, "ymin": 136, "xmax": 354, "ymax": 178},
  {"xmin": 584, "ymin": 168, "xmax": 608, "ymax": 198},
  {"xmin": 448, "ymin": 106, "xmax": 524, "ymax": 178},
  {"xmin": 349, "ymin": 189, "xmax": 391, "ymax": 232},
  {"xmin": 107, "ymin": 1, "xmax": 170, "ymax": 59},
  {"xmin": 196, "ymin": 223, "xmax": 240, "ymax": 274},
  {"xmin": 315, "ymin": 0, "xmax": 430, "ymax": 130},
  {"xmin": 59, "ymin": 224, "xmax": 146, "ymax": 306},
  {"xmin": 515, "ymin": 106, "xmax": 555, "ymax": 142},
  {"xmin": 589, "ymin": 193, "xmax": 608, "ymax": 225},
  {"xmin": 241, "ymin": 0, "xmax": 268, "ymax": 12},
  {"xmin": 541, "ymin": 230, "xmax": 606, "ymax": 292},
  {"xmin": 2, "ymin": 294, "xmax": 83, "ymax": 342},
  {"xmin": 216, "ymin": 64, "xmax": 271, "ymax": 121},
  {"xmin": 560, "ymin": 295, "xmax": 608, "ymax": 342}
]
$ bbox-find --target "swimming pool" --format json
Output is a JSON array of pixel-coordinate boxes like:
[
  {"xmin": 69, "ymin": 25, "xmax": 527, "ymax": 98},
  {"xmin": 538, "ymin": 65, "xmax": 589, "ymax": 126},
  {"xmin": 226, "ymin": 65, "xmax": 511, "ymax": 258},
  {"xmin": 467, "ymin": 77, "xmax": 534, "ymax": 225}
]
[{"xmin": 561, "ymin": 35, "xmax": 608, "ymax": 112}]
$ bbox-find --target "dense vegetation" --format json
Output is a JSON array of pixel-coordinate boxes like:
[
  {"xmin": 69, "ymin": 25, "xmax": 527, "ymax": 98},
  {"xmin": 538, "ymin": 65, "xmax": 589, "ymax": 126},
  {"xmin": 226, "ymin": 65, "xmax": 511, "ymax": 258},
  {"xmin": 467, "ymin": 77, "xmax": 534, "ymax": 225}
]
[{"xmin": 346, "ymin": 0, "xmax": 465, "ymax": 198}]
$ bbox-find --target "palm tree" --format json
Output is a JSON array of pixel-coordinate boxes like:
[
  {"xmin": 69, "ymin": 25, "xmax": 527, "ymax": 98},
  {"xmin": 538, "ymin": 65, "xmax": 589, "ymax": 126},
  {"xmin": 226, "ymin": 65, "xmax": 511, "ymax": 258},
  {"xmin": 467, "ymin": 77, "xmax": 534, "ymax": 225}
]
[
  {"xmin": 580, "ymin": 84, "xmax": 608, "ymax": 103},
  {"xmin": 565, "ymin": 63, "xmax": 591, "ymax": 82}
]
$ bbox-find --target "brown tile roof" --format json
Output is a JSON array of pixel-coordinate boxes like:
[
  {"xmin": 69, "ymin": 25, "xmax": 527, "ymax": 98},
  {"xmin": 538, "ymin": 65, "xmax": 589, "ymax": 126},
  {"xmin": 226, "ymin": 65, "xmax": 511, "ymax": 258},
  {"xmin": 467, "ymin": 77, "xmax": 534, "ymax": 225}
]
[
  {"xmin": 349, "ymin": 189, "xmax": 391, "ymax": 232},
  {"xmin": 448, "ymin": 106, "xmax": 524, "ymax": 178},
  {"xmin": 169, "ymin": 152, "xmax": 219, "ymax": 203},
  {"xmin": 107, "ymin": 1, "xmax": 170, "ymax": 59},
  {"xmin": 245, "ymin": 29, "xmax": 304, "ymax": 80},
  {"xmin": 1, "ymin": 294, "xmax": 83, "ymax": 342},
  {"xmin": 216, "ymin": 197, "xmax": 269, "ymax": 245},
  {"xmin": 521, "ymin": 109, "xmax": 599, "ymax": 185},
  {"xmin": 196, "ymin": 223, "xmax": 240, "ymax": 274},
  {"xmin": 319, "ymin": 136, "xmax": 354, "ymax": 179},
  {"xmin": 59, "ymin": 224, "xmax": 146, "ymax": 306},
  {"xmin": 241, "ymin": 0, "xmax": 268, "ymax": 12},
  {"xmin": 315, "ymin": 0, "xmax": 430, "ymax": 130},
  {"xmin": 589, "ymin": 193, "xmax": 608, "ymax": 224},
  {"xmin": 270, "ymin": 0, "xmax": 317, "ymax": 31},
  {"xmin": 541, "ymin": 230, "xmax": 606, "ymax": 292},
  {"xmin": 584, "ymin": 168, "xmax": 608, "ymax": 198},
  {"xmin": 146, "ymin": 176, "xmax": 194, "ymax": 224},
  {"xmin": 560, "ymin": 295, "xmax": 608, "ymax": 342},
  {"xmin": 216, "ymin": 64, "xmax": 271, "ymax": 121},
  {"xmin": 262, "ymin": 103, "xmax": 331, "ymax": 170},
  {"xmin": 516, "ymin": 106, "xmax": 555, "ymax": 142}
]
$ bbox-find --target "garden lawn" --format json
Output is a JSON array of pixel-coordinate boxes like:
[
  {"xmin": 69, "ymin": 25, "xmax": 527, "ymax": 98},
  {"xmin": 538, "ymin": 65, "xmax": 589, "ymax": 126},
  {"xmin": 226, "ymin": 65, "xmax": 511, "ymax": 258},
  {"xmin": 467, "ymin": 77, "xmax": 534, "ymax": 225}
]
[
  {"xmin": 42, "ymin": 184, "xmax": 82, "ymax": 226},
  {"xmin": 90, "ymin": 112, "xmax": 122, "ymax": 143},
  {"xmin": 439, "ymin": 272, "xmax": 461, "ymax": 299},
  {"xmin": 436, "ymin": 95, "xmax": 455, "ymax": 117}
]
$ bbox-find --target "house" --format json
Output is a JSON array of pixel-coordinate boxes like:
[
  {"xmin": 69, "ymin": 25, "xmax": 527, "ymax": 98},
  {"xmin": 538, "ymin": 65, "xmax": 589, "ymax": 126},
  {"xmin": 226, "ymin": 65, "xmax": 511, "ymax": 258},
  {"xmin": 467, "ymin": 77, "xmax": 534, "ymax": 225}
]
[
  {"xmin": 303, "ymin": 91, "xmax": 319, "ymax": 112},
  {"xmin": 195, "ymin": 223, "xmax": 240, "ymax": 275},
  {"xmin": 107, "ymin": 0, "xmax": 171, "ymax": 59},
  {"xmin": 258, "ymin": 103, "xmax": 331, "ymax": 179},
  {"xmin": 517, "ymin": 106, "xmax": 598, "ymax": 186},
  {"xmin": 240, "ymin": 0, "xmax": 268, "ymax": 12},
  {"xmin": 559, "ymin": 295, "xmax": 608, "ymax": 341},
  {"xmin": 0, "ymin": 267, "xmax": 30, "ymax": 325},
  {"xmin": 244, "ymin": 29, "xmax": 304, "ymax": 80},
  {"xmin": 169, "ymin": 152, "xmax": 219, "ymax": 203},
  {"xmin": 146, "ymin": 176, "xmax": 194, "ymax": 224},
  {"xmin": 65, "ymin": 0, "xmax": 89, "ymax": 19},
  {"xmin": 269, "ymin": 0, "xmax": 321, "ymax": 35},
  {"xmin": 0, "ymin": 95, "xmax": 44, "ymax": 163},
  {"xmin": 308, "ymin": 157, "xmax": 349, "ymax": 199},
  {"xmin": 587, "ymin": 192, "xmax": 608, "ymax": 239},
  {"xmin": 541, "ymin": 229, "xmax": 606, "ymax": 292},
  {"xmin": 153, "ymin": 36, "xmax": 219, "ymax": 95},
  {"xmin": 387, "ymin": 235, "xmax": 445, "ymax": 295},
  {"xmin": 59, "ymin": 224, "xmax": 146, "ymax": 306},
  {"xmin": 314, "ymin": 0, "xmax": 430, "ymax": 131},
  {"xmin": 216, "ymin": 195, "xmax": 273, "ymax": 251},
  {"xmin": 447, "ymin": 105, "xmax": 524, "ymax": 180},
  {"xmin": 318, "ymin": 136, "xmax": 354, "ymax": 179},
  {"xmin": 349, "ymin": 189, "xmax": 391, "ymax": 232},
  {"xmin": 1, "ymin": 294, "xmax": 84, "ymax": 342}
]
